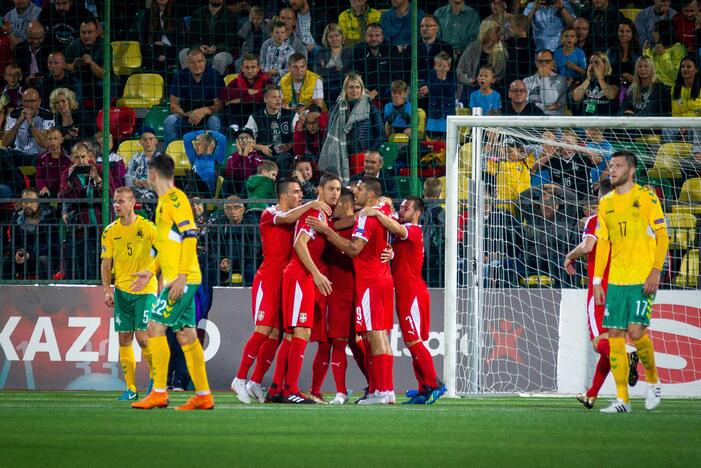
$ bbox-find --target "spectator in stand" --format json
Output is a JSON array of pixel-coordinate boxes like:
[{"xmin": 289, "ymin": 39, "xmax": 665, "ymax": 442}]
[
  {"xmin": 3, "ymin": 0, "xmax": 41, "ymax": 49},
  {"xmin": 260, "ymin": 21, "xmax": 297, "ymax": 84},
  {"xmin": 182, "ymin": 130, "xmax": 228, "ymax": 197},
  {"xmin": 39, "ymin": 0, "xmax": 94, "ymax": 52},
  {"xmin": 314, "ymin": 23, "xmax": 352, "ymax": 108},
  {"xmin": 318, "ymin": 73, "xmax": 383, "ymax": 183},
  {"xmin": 289, "ymin": 0, "xmax": 318, "ymax": 57},
  {"xmin": 421, "ymin": 51, "xmax": 458, "ymax": 137},
  {"xmin": 484, "ymin": 136, "xmax": 534, "ymax": 204},
  {"xmin": 36, "ymin": 127, "xmax": 72, "ymax": 198},
  {"xmin": 483, "ymin": 192, "xmax": 525, "ymax": 288},
  {"xmin": 421, "ymin": 176, "xmax": 445, "ymax": 287},
  {"xmin": 620, "ymin": 55, "xmax": 671, "ymax": 117},
  {"xmin": 49, "ymin": 87, "xmax": 83, "ymax": 151},
  {"xmin": 384, "ymin": 79, "xmax": 412, "ymax": 137},
  {"xmin": 607, "ymin": 19, "xmax": 642, "ymax": 91},
  {"xmin": 236, "ymin": 6, "xmax": 269, "ymax": 71},
  {"xmin": 125, "ymin": 127, "xmax": 160, "ymax": 212},
  {"xmin": 381, "ymin": 0, "xmax": 425, "ymax": 51},
  {"xmin": 37, "ymin": 51, "xmax": 82, "ymax": 105},
  {"xmin": 523, "ymin": 0, "xmax": 576, "ymax": 53},
  {"xmin": 2, "ymin": 88, "xmax": 53, "ymax": 168},
  {"xmin": 348, "ymin": 150, "xmax": 399, "ymax": 199},
  {"xmin": 503, "ymin": 79, "xmax": 545, "ymax": 116},
  {"xmin": 644, "ymin": 19, "xmax": 687, "ymax": 87},
  {"xmin": 338, "ymin": 0, "xmax": 381, "ymax": 48},
  {"xmin": 571, "ymin": 51, "xmax": 620, "ymax": 116},
  {"xmin": 484, "ymin": 0, "xmax": 514, "ymax": 39},
  {"xmin": 573, "ymin": 17, "xmax": 593, "ymax": 59},
  {"xmin": 504, "ymin": 14, "xmax": 536, "ymax": 87},
  {"xmin": 293, "ymin": 103, "xmax": 328, "ymax": 157},
  {"xmin": 0, "ymin": 63, "xmax": 24, "ymax": 129},
  {"xmin": 63, "ymin": 18, "xmax": 106, "ymax": 113},
  {"xmin": 280, "ymin": 53, "xmax": 325, "ymax": 112},
  {"xmin": 434, "ymin": 0, "xmax": 481, "ymax": 58},
  {"xmin": 456, "ymin": 19, "xmax": 508, "ymax": 100},
  {"xmin": 245, "ymin": 84, "xmax": 297, "ymax": 172},
  {"xmin": 207, "ymin": 195, "xmax": 257, "ymax": 285},
  {"xmin": 246, "ymin": 160, "xmax": 279, "ymax": 210},
  {"xmin": 672, "ymin": 0, "xmax": 700, "ymax": 53},
  {"xmin": 14, "ymin": 21, "xmax": 47, "ymax": 88},
  {"xmin": 523, "ymin": 49, "xmax": 568, "ymax": 116},
  {"xmin": 469, "ymin": 66, "xmax": 502, "ymax": 114},
  {"xmin": 164, "ymin": 48, "xmax": 223, "ymax": 146},
  {"xmin": 636, "ymin": 0, "xmax": 676, "ymax": 49},
  {"xmin": 180, "ymin": 0, "xmax": 238, "ymax": 76},
  {"xmin": 553, "ymin": 27, "xmax": 586, "ymax": 87},
  {"xmin": 348, "ymin": 22, "xmax": 396, "ymax": 104},
  {"xmin": 666, "ymin": 56, "xmax": 701, "ymax": 142},
  {"xmin": 278, "ymin": 7, "xmax": 310, "ymax": 57},
  {"xmin": 581, "ymin": 0, "xmax": 626, "ymax": 53},
  {"xmin": 291, "ymin": 155, "xmax": 318, "ymax": 199},
  {"xmin": 130, "ymin": 0, "xmax": 186, "ymax": 74},
  {"xmin": 407, "ymin": 14, "xmax": 453, "ymax": 85},
  {"xmin": 220, "ymin": 53, "xmax": 271, "ymax": 129},
  {"xmin": 225, "ymin": 127, "xmax": 266, "ymax": 196},
  {"xmin": 93, "ymin": 131, "xmax": 125, "ymax": 189}
]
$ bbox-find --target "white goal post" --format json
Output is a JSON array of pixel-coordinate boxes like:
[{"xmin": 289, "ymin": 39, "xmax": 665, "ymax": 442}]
[{"xmin": 444, "ymin": 114, "xmax": 701, "ymax": 398}]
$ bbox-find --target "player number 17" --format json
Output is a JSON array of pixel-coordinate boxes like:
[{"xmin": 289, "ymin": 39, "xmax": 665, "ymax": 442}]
[{"xmin": 617, "ymin": 221, "xmax": 627, "ymax": 237}]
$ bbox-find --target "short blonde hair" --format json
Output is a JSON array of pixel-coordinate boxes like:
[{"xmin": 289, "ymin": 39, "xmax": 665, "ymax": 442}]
[
  {"xmin": 49, "ymin": 87, "xmax": 79, "ymax": 113},
  {"xmin": 322, "ymin": 23, "xmax": 344, "ymax": 48}
]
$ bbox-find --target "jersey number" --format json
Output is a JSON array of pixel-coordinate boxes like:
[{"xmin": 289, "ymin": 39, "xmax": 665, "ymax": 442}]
[
  {"xmin": 127, "ymin": 242, "xmax": 133, "ymax": 256},
  {"xmin": 618, "ymin": 221, "xmax": 627, "ymax": 237}
]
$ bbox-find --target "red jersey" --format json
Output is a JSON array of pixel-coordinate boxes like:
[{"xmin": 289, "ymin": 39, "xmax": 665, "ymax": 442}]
[
  {"xmin": 583, "ymin": 215, "xmax": 610, "ymax": 287},
  {"xmin": 391, "ymin": 223, "xmax": 427, "ymax": 293},
  {"xmin": 352, "ymin": 203, "xmax": 392, "ymax": 283},
  {"xmin": 287, "ymin": 208, "xmax": 328, "ymax": 274},
  {"xmin": 257, "ymin": 206, "xmax": 295, "ymax": 276},
  {"xmin": 326, "ymin": 224, "xmax": 354, "ymax": 286}
]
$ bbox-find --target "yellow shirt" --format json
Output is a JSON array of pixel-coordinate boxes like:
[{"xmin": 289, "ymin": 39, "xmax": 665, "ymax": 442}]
[
  {"xmin": 338, "ymin": 7, "xmax": 382, "ymax": 46},
  {"xmin": 644, "ymin": 44, "xmax": 687, "ymax": 87},
  {"xmin": 154, "ymin": 188, "xmax": 201, "ymax": 285},
  {"xmin": 486, "ymin": 154, "xmax": 534, "ymax": 201},
  {"xmin": 280, "ymin": 70, "xmax": 320, "ymax": 108},
  {"xmin": 101, "ymin": 215, "xmax": 157, "ymax": 294},
  {"xmin": 595, "ymin": 184, "xmax": 667, "ymax": 285},
  {"xmin": 671, "ymin": 86, "xmax": 701, "ymax": 117}
]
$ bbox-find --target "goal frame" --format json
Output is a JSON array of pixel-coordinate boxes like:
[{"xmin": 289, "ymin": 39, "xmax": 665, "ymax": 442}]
[{"xmin": 443, "ymin": 115, "xmax": 701, "ymax": 398}]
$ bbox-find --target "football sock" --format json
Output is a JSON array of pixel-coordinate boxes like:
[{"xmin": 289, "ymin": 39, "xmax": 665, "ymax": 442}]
[
  {"xmin": 384, "ymin": 354, "xmax": 394, "ymax": 393},
  {"xmin": 349, "ymin": 338, "xmax": 368, "ymax": 380},
  {"xmin": 148, "ymin": 335, "xmax": 170, "ymax": 392},
  {"xmin": 251, "ymin": 336, "xmax": 280, "ymax": 384},
  {"xmin": 181, "ymin": 340, "xmax": 210, "ymax": 395},
  {"xmin": 608, "ymin": 337, "xmax": 629, "ymax": 403},
  {"xmin": 633, "ymin": 334, "xmax": 659, "ymax": 384},
  {"xmin": 587, "ymin": 338, "xmax": 611, "ymax": 398},
  {"xmin": 409, "ymin": 342, "xmax": 438, "ymax": 388},
  {"xmin": 331, "ymin": 340, "xmax": 348, "ymax": 394},
  {"xmin": 119, "ymin": 345, "xmax": 137, "ymax": 392},
  {"xmin": 236, "ymin": 331, "xmax": 268, "ymax": 380},
  {"xmin": 310, "ymin": 342, "xmax": 331, "ymax": 395},
  {"xmin": 362, "ymin": 336, "xmax": 375, "ymax": 393},
  {"xmin": 141, "ymin": 345, "xmax": 153, "ymax": 380},
  {"xmin": 411, "ymin": 359, "xmax": 424, "ymax": 389},
  {"xmin": 372, "ymin": 353, "xmax": 387, "ymax": 392},
  {"xmin": 270, "ymin": 338, "xmax": 291, "ymax": 394},
  {"xmin": 284, "ymin": 337, "xmax": 308, "ymax": 395}
]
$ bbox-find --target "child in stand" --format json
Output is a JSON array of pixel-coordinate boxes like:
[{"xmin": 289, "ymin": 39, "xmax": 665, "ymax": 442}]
[
  {"xmin": 554, "ymin": 27, "xmax": 587, "ymax": 88},
  {"xmin": 94, "ymin": 130, "xmax": 126, "ymax": 188},
  {"xmin": 383, "ymin": 79, "xmax": 412, "ymax": 138},
  {"xmin": 246, "ymin": 160, "xmax": 279, "ymax": 210},
  {"xmin": 469, "ymin": 65, "xmax": 501, "ymax": 115},
  {"xmin": 421, "ymin": 51, "xmax": 457, "ymax": 139}
]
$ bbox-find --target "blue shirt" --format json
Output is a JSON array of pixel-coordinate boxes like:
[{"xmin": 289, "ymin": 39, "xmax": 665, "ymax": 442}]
[
  {"xmin": 169, "ymin": 65, "xmax": 223, "ymax": 112},
  {"xmin": 383, "ymin": 102, "xmax": 412, "ymax": 129},
  {"xmin": 380, "ymin": 8, "xmax": 425, "ymax": 46},
  {"xmin": 523, "ymin": 2, "xmax": 576, "ymax": 52},
  {"xmin": 553, "ymin": 47, "xmax": 587, "ymax": 78},
  {"xmin": 183, "ymin": 130, "xmax": 228, "ymax": 192},
  {"xmin": 585, "ymin": 139, "xmax": 614, "ymax": 184},
  {"xmin": 469, "ymin": 89, "xmax": 502, "ymax": 114}
]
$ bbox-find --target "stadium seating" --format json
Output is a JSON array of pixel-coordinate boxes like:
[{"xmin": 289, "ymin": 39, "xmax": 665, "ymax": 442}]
[
  {"xmin": 224, "ymin": 74, "xmax": 238, "ymax": 86},
  {"xmin": 675, "ymin": 249, "xmax": 699, "ymax": 288},
  {"xmin": 143, "ymin": 105, "xmax": 170, "ymax": 141},
  {"xmin": 116, "ymin": 139, "xmax": 143, "ymax": 166},
  {"xmin": 672, "ymin": 178, "xmax": 701, "ymax": 215},
  {"xmin": 116, "ymin": 74, "xmax": 164, "ymax": 109},
  {"xmin": 166, "ymin": 140, "xmax": 190, "ymax": 176},
  {"xmin": 520, "ymin": 275, "xmax": 554, "ymax": 287},
  {"xmin": 111, "ymin": 41, "xmax": 142, "ymax": 76},
  {"xmin": 657, "ymin": 143, "xmax": 692, "ymax": 160},
  {"xmin": 349, "ymin": 152, "xmax": 365, "ymax": 175},
  {"xmin": 666, "ymin": 212, "xmax": 697, "ymax": 251},
  {"xmin": 96, "ymin": 107, "xmax": 136, "ymax": 143},
  {"xmin": 619, "ymin": 8, "xmax": 641, "ymax": 22},
  {"xmin": 380, "ymin": 141, "xmax": 398, "ymax": 170},
  {"xmin": 208, "ymin": 175, "xmax": 225, "ymax": 211}
]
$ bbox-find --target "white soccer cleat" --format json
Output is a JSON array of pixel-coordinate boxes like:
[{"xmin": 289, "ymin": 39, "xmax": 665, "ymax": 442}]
[
  {"xmin": 385, "ymin": 390, "xmax": 396, "ymax": 404},
  {"xmin": 231, "ymin": 377, "xmax": 251, "ymax": 404},
  {"xmin": 246, "ymin": 380, "xmax": 265, "ymax": 403},
  {"xmin": 357, "ymin": 391, "xmax": 390, "ymax": 405},
  {"xmin": 329, "ymin": 393, "xmax": 348, "ymax": 405},
  {"xmin": 645, "ymin": 383, "xmax": 662, "ymax": 410},
  {"xmin": 600, "ymin": 399, "xmax": 632, "ymax": 413}
]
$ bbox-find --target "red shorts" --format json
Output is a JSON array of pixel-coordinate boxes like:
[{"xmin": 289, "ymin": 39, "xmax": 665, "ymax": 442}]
[
  {"xmin": 251, "ymin": 271, "xmax": 282, "ymax": 328},
  {"xmin": 396, "ymin": 287, "xmax": 430, "ymax": 342},
  {"xmin": 355, "ymin": 276, "xmax": 394, "ymax": 332},
  {"xmin": 586, "ymin": 288, "xmax": 607, "ymax": 340},
  {"xmin": 282, "ymin": 267, "xmax": 315, "ymax": 330},
  {"xmin": 310, "ymin": 294, "xmax": 328, "ymax": 342},
  {"xmin": 327, "ymin": 287, "xmax": 354, "ymax": 339}
]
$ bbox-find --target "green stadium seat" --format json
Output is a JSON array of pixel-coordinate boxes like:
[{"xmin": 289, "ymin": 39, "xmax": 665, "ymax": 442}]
[
  {"xmin": 380, "ymin": 142, "xmax": 398, "ymax": 170},
  {"xmin": 143, "ymin": 105, "xmax": 170, "ymax": 140},
  {"xmin": 397, "ymin": 176, "xmax": 412, "ymax": 197}
]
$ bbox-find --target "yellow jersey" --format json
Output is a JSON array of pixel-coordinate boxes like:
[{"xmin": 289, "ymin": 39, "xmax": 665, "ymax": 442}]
[
  {"xmin": 486, "ymin": 154, "xmax": 534, "ymax": 201},
  {"xmin": 595, "ymin": 184, "xmax": 667, "ymax": 285},
  {"xmin": 101, "ymin": 215, "xmax": 157, "ymax": 294},
  {"xmin": 154, "ymin": 187, "xmax": 202, "ymax": 285}
]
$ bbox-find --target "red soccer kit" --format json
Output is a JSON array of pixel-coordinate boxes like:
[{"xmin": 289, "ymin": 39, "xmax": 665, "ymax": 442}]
[
  {"xmin": 325, "ymin": 225, "xmax": 355, "ymax": 339},
  {"xmin": 251, "ymin": 206, "xmax": 295, "ymax": 328},
  {"xmin": 392, "ymin": 223, "xmax": 431, "ymax": 342},
  {"xmin": 282, "ymin": 209, "xmax": 328, "ymax": 331},
  {"xmin": 584, "ymin": 215, "xmax": 610, "ymax": 340},
  {"xmin": 353, "ymin": 204, "xmax": 394, "ymax": 332}
]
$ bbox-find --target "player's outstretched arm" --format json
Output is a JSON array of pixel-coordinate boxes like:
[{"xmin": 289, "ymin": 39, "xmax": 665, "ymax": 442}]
[
  {"xmin": 361, "ymin": 208, "xmax": 407, "ymax": 239},
  {"xmin": 564, "ymin": 236, "xmax": 596, "ymax": 275},
  {"xmin": 100, "ymin": 257, "xmax": 114, "ymax": 307},
  {"xmin": 275, "ymin": 200, "xmax": 332, "ymax": 225},
  {"xmin": 294, "ymin": 232, "xmax": 332, "ymax": 296}
]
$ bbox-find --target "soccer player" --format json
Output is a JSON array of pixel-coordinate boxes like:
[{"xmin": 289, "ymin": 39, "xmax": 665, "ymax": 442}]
[
  {"xmin": 361, "ymin": 196, "xmax": 445, "ymax": 405},
  {"xmin": 593, "ymin": 151, "xmax": 668, "ymax": 414},
  {"xmin": 130, "ymin": 153, "xmax": 214, "ymax": 410},
  {"xmin": 230, "ymin": 178, "xmax": 332, "ymax": 404},
  {"xmin": 564, "ymin": 179, "xmax": 639, "ymax": 409},
  {"xmin": 101, "ymin": 187, "xmax": 157, "ymax": 401},
  {"xmin": 309, "ymin": 177, "xmax": 395, "ymax": 405}
]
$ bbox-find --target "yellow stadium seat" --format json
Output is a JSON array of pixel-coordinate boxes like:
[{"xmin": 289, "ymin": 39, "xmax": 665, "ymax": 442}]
[
  {"xmin": 620, "ymin": 8, "xmax": 641, "ymax": 22},
  {"xmin": 165, "ymin": 140, "xmax": 190, "ymax": 176},
  {"xmin": 116, "ymin": 139, "xmax": 144, "ymax": 166},
  {"xmin": 19, "ymin": 166, "xmax": 35, "ymax": 176},
  {"xmin": 417, "ymin": 107, "xmax": 426, "ymax": 140},
  {"xmin": 672, "ymin": 177, "xmax": 701, "ymax": 215},
  {"xmin": 116, "ymin": 73, "xmax": 164, "ymax": 108},
  {"xmin": 657, "ymin": 142, "xmax": 692, "ymax": 160},
  {"xmin": 208, "ymin": 176, "xmax": 225, "ymax": 211},
  {"xmin": 520, "ymin": 275, "xmax": 554, "ymax": 287},
  {"xmin": 666, "ymin": 212, "xmax": 697, "ymax": 251},
  {"xmin": 635, "ymin": 133, "xmax": 660, "ymax": 145},
  {"xmin": 647, "ymin": 155, "xmax": 681, "ymax": 179},
  {"xmin": 389, "ymin": 133, "xmax": 409, "ymax": 144},
  {"xmin": 675, "ymin": 249, "xmax": 699, "ymax": 288},
  {"xmin": 224, "ymin": 73, "xmax": 238, "ymax": 86},
  {"xmin": 111, "ymin": 41, "xmax": 142, "ymax": 76}
]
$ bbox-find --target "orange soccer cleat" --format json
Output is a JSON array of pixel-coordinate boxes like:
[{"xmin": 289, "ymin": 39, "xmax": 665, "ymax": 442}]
[
  {"xmin": 131, "ymin": 391, "xmax": 169, "ymax": 409},
  {"xmin": 174, "ymin": 393, "xmax": 215, "ymax": 411}
]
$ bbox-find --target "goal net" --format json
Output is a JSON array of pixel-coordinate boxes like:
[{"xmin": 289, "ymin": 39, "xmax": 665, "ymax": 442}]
[{"xmin": 444, "ymin": 115, "xmax": 701, "ymax": 398}]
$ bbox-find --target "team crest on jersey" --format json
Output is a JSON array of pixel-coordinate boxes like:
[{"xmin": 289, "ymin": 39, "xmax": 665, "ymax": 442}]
[
  {"xmin": 299, "ymin": 313, "xmax": 307, "ymax": 323},
  {"xmin": 632, "ymin": 199, "xmax": 640, "ymax": 209},
  {"xmin": 257, "ymin": 310, "xmax": 265, "ymax": 321},
  {"xmin": 136, "ymin": 229, "xmax": 143, "ymax": 238}
]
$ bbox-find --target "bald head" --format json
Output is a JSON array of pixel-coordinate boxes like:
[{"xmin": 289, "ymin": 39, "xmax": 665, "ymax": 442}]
[
  {"xmin": 508, "ymin": 80, "xmax": 528, "ymax": 105},
  {"xmin": 22, "ymin": 88, "xmax": 41, "ymax": 111},
  {"xmin": 26, "ymin": 21, "xmax": 44, "ymax": 49}
]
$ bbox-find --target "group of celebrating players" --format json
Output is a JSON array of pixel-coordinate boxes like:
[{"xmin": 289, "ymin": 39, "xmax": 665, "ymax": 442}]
[{"xmin": 101, "ymin": 147, "xmax": 667, "ymax": 412}]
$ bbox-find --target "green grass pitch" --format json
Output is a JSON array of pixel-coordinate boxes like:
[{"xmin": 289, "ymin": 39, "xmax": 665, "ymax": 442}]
[{"xmin": 0, "ymin": 391, "xmax": 699, "ymax": 466}]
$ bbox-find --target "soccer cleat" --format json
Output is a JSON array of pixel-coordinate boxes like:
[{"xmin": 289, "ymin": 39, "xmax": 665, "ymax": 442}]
[
  {"xmin": 246, "ymin": 381, "xmax": 265, "ymax": 403},
  {"xmin": 426, "ymin": 382, "xmax": 447, "ymax": 405},
  {"xmin": 117, "ymin": 389, "xmax": 138, "ymax": 401},
  {"xmin": 645, "ymin": 383, "xmax": 662, "ymax": 410},
  {"xmin": 403, "ymin": 392, "xmax": 428, "ymax": 405},
  {"xmin": 628, "ymin": 352, "xmax": 640, "ymax": 387},
  {"xmin": 329, "ymin": 393, "xmax": 348, "ymax": 405},
  {"xmin": 357, "ymin": 391, "xmax": 390, "ymax": 405},
  {"xmin": 385, "ymin": 391, "xmax": 396, "ymax": 405},
  {"xmin": 354, "ymin": 386, "xmax": 370, "ymax": 405},
  {"xmin": 576, "ymin": 393, "xmax": 596, "ymax": 409},
  {"xmin": 175, "ymin": 393, "xmax": 215, "ymax": 411},
  {"xmin": 309, "ymin": 392, "xmax": 328, "ymax": 404},
  {"xmin": 231, "ymin": 377, "xmax": 251, "ymax": 404},
  {"xmin": 131, "ymin": 391, "xmax": 169, "ymax": 409},
  {"xmin": 264, "ymin": 392, "xmax": 284, "ymax": 404},
  {"xmin": 405, "ymin": 389, "xmax": 420, "ymax": 398},
  {"xmin": 285, "ymin": 392, "xmax": 316, "ymax": 404},
  {"xmin": 600, "ymin": 399, "xmax": 631, "ymax": 413}
]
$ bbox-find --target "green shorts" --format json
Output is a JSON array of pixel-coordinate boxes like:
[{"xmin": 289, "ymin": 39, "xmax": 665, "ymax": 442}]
[
  {"xmin": 150, "ymin": 284, "xmax": 200, "ymax": 332},
  {"xmin": 603, "ymin": 284, "xmax": 655, "ymax": 330},
  {"xmin": 113, "ymin": 289, "xmax": 155, "ymax": 332}
]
